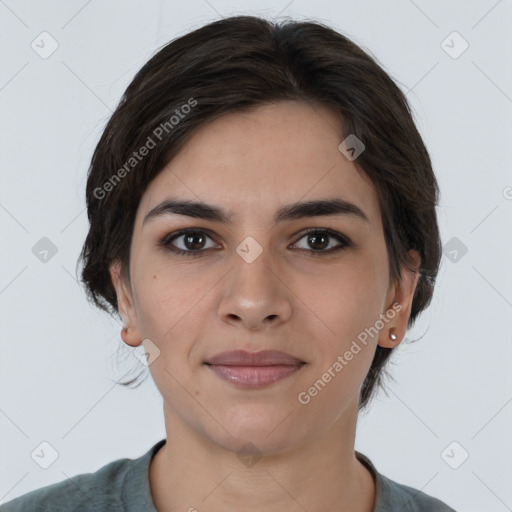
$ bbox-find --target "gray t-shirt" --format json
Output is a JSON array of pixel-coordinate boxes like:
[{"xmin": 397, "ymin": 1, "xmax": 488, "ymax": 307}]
[{"xmin": 0, "ymin": 439, "xmax": 457, "ymax": 511}]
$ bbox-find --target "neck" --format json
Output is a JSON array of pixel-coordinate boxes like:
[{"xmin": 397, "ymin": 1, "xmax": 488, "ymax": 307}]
[{"xmin": 149, "ymin": 400, "xmax": 376, "ymax": 512}]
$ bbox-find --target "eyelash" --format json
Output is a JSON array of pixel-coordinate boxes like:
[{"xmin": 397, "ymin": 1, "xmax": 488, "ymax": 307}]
[{"xmin": 158, "ymin": 228, "xmax": 352, "ymax": 258}]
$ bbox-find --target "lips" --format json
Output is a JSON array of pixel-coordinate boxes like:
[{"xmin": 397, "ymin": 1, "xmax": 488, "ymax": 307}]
[
  {"xmin": 205, "ymin": 350, "xmax": 304, "ymax": 366},
  {"xmin": 204, "ymin": 350, "xmax": 305, "ymax": 388}
]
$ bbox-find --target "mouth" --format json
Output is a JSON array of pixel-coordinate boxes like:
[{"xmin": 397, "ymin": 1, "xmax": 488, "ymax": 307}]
[{"xmin": 204, "ymin": 350, "xmax": 306, "ymax": 389}]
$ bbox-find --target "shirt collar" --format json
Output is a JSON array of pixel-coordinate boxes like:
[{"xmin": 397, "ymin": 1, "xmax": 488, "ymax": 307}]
[{"xmin": 127, "ymin": 440, "xmax": 390, "ymax": 512}]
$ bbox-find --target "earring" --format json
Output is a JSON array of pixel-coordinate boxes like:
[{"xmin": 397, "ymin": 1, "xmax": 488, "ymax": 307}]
[{"xmin": 389, "ymin": 330, "xmax": 397, "ymax": 341}]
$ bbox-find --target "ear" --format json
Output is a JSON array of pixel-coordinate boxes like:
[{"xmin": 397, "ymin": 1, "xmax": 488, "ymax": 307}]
[
  {"xmin": 378, "ymin": 249, "xmax": 421, "ymax": 348},
  {"xmin": 109, "ymin": 260, "xmax": 142, "ymax": 347}
]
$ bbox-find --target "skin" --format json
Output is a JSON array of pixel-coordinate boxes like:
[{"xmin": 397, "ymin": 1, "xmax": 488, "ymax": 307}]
[{"xmin": 110, "ymin": 100, "xmax": 420, "ymax": 512}]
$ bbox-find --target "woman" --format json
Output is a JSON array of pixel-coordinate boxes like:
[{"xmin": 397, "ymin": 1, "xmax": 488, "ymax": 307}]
[{"xmin": 1, "ymin": 15, "xmax": 456, "ymax": 512}]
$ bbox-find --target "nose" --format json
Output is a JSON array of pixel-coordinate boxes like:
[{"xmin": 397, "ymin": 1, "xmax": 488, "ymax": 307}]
[{"xmin": 217, "ymin": 247, "xmax": 292, "ymax": 331}]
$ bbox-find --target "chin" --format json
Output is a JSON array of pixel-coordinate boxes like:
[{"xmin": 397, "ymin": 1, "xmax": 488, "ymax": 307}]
[
  {"xmin": 217, "ymin": 431, "xmax": 299, "ymax": 460},
  {"xmin": 204, "ymin": 413, "xmax": 304, "ymax": 458}
]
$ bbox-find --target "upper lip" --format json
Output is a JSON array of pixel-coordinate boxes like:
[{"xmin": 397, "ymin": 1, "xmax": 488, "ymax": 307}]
[{"xmin": 205, "ymin": 350, "xmax": 304, "ymax": 366}]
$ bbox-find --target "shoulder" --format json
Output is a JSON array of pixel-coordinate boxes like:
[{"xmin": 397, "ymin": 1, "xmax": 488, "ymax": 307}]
[
  {"xmin": 355, "ymin": 451, "xmax": 457, "ymax": 512},
  {"xmin": 0, "ymin": 458, "xmax": 129, "ymax": 512},
  {"xmin": 377, "ymin": 473, "xmax": 457, "ymax": 511},
  {"xmin": 0, "ymin": 441, "xmax": 164, "ymax": 512}
]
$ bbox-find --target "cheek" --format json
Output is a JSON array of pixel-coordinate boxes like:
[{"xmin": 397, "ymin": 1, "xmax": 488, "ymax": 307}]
[
  {"xmin": 132, "ymin": 264, "xmax": 206, "ymax": 344},
  {"xmin": 298, "ymin": 255, "xmax": 387, "ymax": 344}
]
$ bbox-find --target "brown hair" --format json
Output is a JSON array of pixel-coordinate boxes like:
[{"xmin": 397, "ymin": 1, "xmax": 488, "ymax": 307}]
[{"xmin": 77, "ymin": 15, "xmax": 441, "ymax": 411}]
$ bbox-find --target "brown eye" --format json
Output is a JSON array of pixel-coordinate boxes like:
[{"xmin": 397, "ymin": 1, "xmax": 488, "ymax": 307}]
[
  {"xmin": 181, "ymin": 232, "xmax": 207, "ymax": 250},
  {"xmin": 306, "ymin": 232, "xmax": 329, "ymax": 250},
  {"xmin": 159, "ymin": 227, "xmax": 351, "ymax": 258},
  {"xmin": 159, "ymin": 229, "xmax": 219, "ymax": 257},
  {"xmin": 292, "ymin": 229, "xmax": 351, "ymax": 255}
]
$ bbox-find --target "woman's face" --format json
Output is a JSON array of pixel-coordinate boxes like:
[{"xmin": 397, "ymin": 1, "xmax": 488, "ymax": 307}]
[{"xmin": 111, "ymin": 100, "xmax": 419, "ymax": 455}]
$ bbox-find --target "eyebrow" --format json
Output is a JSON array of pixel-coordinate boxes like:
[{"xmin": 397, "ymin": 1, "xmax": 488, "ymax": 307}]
[{"xmin": 142, "ymin": 197, "xmax": 370, "ymax": 227}]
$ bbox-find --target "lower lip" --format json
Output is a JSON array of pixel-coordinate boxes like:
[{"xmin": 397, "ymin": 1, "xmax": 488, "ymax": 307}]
[{"xmin": 206, "ymin": 364, "xmax": 304, "ymax": 388}]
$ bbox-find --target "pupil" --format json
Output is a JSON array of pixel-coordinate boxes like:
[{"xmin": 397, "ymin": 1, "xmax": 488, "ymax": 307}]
[
  {"xmin": 309, "ymin": 233, "xmax": 328, "ymax": 250},
  {"xmin": 185, "ymin": 233, "xmax": 204, "ymax": 250}
]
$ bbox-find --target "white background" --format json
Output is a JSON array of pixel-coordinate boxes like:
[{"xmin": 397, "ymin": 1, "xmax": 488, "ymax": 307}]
[{"xmin": 1, "ymin": 1, "xmax": 511, "ymax": 510}]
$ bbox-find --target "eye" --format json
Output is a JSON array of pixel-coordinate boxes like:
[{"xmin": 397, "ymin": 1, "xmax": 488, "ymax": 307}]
[
  {"xmin": 159, "ymin": 229, "xmax": 220, "ymax": 258},
  {"xmin": 158, "ymin": 228, "xmax": 352, "ymax": 258},
  {"xmin": 291, "ymin": 228, "xmax": 351, "ymax": 255}
]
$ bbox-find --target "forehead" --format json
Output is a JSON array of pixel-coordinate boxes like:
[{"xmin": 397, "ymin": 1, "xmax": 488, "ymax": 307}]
[{"xmin": 137, "ymin": 101, "xmax": 381, "ymax": 230}]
